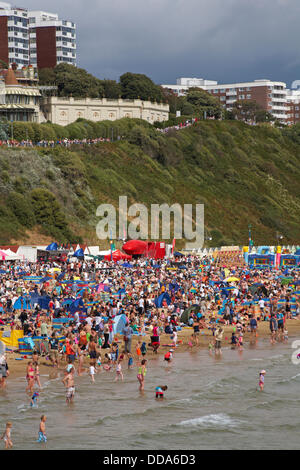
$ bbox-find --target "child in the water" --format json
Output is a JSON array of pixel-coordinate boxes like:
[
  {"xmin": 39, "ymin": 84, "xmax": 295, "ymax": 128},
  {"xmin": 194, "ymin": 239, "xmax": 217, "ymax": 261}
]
[
  {"xmin": 141, "ymin": 342, "xmax": 147, "ymax": 356},
  {"xmin": 114, "ymin": 358, "xmax": 124, "ymax": 381},
  {"xmin": 127, "ymin": 353, "xmax": 134, "ymax": 369},
  {"xmin": 259, "ymin": 370, "xmax": 266, "ymax": 391},
  {"xmin": 37, "ymin": 415, "xmax": 47, "ymax": 443},
  {"xmin": 89, "ymin": 362, "xmax": 95, "ymax": 383},
  {"xmin": 31, "ymin": 392, "xmax": 39, "ymax": 407},
  {"xmin": 155, "ymin": 385, "xmax": 168, "ymax": 399},
  {"xmin": 1, "ymin": 422, "xmax": 13, "ymax": 449}
]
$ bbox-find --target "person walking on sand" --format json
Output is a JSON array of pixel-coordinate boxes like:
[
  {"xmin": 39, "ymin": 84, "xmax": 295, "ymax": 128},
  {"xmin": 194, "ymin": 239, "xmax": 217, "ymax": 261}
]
[
  {"xmin": 1, "ymin": 422, "xmax": 13, "ymax": 449},
  {"xmin": 137, "ymin": 359, "xmax": 147, "ymax": 392}
]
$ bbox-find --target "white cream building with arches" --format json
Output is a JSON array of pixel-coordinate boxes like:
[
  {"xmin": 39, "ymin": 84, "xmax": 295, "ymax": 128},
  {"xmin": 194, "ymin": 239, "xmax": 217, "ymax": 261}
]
[{"xmin": 40, "ymin": 96, "xmax": 169, "ymax": 125}]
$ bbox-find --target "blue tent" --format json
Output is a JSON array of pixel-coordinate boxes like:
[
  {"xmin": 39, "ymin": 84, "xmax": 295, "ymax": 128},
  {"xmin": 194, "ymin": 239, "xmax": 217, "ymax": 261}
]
[
  {"xmin": 113, "ymin": 314, "xmax": 128, "ymax": 335},
  {"xmin": 154, "ymin": 292, "xmax": 172, "ymax": 308},
  {"xmin": 74, "ymin": 248, "xmax": 84, "ymax": 258},
  {"xmin": 13, "ymin": 296, "xmax": 31, "ymax": 310},
  {"xmin": 69, "ymin": 298, "xmax": 85, "ymax": 314},
  {"xmin": 46, "ymin": 242, "xmax": 58, "ymax": 251},
  {"xmin": 37, "ymin": 295, "xmax": 51, "ymax": 310}
]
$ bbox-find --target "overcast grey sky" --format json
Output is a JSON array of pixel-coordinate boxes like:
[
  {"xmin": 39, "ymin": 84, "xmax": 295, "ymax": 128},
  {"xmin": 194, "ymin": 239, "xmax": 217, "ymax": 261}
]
[{"xmin": 23, "ymin": 0, "xmax": 300, "ymax": 86}]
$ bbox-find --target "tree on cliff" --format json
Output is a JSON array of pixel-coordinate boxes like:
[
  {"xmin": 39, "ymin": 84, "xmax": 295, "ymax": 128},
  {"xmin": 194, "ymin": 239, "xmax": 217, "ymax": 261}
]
[{"xmin": 120, "ymin": 72, "xmax": 163, "ymax": 102}]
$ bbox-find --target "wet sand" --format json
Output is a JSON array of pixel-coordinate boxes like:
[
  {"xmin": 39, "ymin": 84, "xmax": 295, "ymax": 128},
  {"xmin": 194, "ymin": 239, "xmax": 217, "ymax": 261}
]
[{"xmin": 4, "ymin": 317, "xmax": 300, "ymax": 380}]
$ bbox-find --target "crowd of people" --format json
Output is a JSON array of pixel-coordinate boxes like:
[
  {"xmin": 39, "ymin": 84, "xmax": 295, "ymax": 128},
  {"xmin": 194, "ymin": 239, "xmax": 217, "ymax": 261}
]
[
  {"xmin": 0, "ymin": 137, "xmax": 113, "ymax": 148},
  {"xmin": 156, "ymin": 117, "xmax": 200, "ymax": 133},
  {"xmin": 0, "ymin": 252, "xmax": 299, "ymax": 446}
]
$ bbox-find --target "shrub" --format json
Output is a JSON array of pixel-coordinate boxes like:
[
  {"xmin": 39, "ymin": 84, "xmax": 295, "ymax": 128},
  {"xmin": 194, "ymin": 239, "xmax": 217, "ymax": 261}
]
[{"xmin": 7, "ymin": 191, "xmax": 35, "ymax": 227}]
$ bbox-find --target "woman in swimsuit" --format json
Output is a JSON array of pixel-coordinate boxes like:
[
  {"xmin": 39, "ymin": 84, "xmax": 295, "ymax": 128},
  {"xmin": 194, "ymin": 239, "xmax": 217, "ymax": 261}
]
[
  {"xmin": 26, "ymin": 361, "xmax": 35, "ymax": 395},
  {"xmin": 137, "ymin": 359, "xmax": 147, "ymax": 391},
  {"xmin": 34, "ymin": 361, "xmax": 42, "ymax": 390},
  {"xmin": 192, "ymin": 319, "xmax": 200, "ymax": 346}
]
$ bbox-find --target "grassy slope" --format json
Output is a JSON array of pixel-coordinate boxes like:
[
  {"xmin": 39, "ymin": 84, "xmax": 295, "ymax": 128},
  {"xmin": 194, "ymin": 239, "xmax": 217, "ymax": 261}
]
[{"xmin": 0, "ymin": 120, "xmax": 299, "ymax": 247}]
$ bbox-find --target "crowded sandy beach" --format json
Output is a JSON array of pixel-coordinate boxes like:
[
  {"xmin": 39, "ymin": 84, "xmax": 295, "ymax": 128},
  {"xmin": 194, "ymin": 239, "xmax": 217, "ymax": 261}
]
[{"xmin": 0, "ymin": 246, "xmax": 299, "ymax": 447}]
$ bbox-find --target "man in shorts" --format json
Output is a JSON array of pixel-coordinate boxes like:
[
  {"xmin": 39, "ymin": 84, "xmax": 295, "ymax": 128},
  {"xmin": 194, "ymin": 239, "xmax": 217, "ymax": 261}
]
[
  {"xmin": 62, "ymin": 366, "xmax": 75, "ymax": 404},
  {"xmin": 214, "ymin": 327, "xmax": 223, "ymax": 356},
  {"xmin": 269, "ymin": 314, "xmax": 278, "ymax": 343},
  {"xmin": 49, "ymin": 332, "xmax": 59, "ymax": 367},
  {"xmin": 249, "ymin": 315, "xmax": 258, "ymax": 336}
]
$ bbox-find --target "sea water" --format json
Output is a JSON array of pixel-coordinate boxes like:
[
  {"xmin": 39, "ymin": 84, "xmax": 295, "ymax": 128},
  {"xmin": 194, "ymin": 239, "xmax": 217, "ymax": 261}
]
[{"xmin": 1, "ymin": 338, "xmax": 300, "ymax": 450}]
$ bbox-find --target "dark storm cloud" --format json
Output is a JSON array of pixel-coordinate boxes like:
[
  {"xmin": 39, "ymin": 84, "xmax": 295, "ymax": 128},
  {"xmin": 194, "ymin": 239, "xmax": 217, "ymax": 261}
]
[{"xmin": 23, "ymin": 0, "xmax": 300, "ymax": 86}]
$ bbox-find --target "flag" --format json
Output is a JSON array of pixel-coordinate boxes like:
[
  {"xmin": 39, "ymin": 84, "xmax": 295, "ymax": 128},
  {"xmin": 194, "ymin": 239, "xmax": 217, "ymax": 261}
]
[{"xmin": 172, "ymin": 238, "xmax": 176, "ymax": 255}]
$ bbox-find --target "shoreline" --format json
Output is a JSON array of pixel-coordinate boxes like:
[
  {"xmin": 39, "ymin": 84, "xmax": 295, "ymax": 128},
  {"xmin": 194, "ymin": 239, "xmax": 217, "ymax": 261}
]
[{"xmin": 3, "ymin": 318, "xmax": 300, "ymax": 381}]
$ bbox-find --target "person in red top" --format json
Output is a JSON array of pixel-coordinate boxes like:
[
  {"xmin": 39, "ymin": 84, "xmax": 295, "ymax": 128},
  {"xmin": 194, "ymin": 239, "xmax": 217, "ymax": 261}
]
[{"xmin": 66, "ymin": 340, "xmax": 76, "ymax": 364}]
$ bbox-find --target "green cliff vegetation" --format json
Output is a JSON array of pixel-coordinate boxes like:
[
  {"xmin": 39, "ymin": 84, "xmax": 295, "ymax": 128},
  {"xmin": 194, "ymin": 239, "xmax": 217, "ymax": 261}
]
[{"xmin": 0, "ymin": 119, "xmax": 299, "ymax": 247}]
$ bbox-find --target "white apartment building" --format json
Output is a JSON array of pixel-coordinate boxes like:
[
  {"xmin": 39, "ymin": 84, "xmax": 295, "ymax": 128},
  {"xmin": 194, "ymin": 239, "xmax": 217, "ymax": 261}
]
[
  {"xmin": 0, "ymin": 2, "xmax": 76, "ymax": 69},
  {"xmin": 28, "ymin": 10, "xmax": 76, "ymax": 68},
  {"xmin": 0, "ymin": 2, "xmax": 29, "ymax": 67},
  {"xmin": 161, "ymin": 77, "xmax": 288, "ymax": 122},
  {"xmin": 163, "ymin": 77, "xmax": 218, "ymax": 95}
]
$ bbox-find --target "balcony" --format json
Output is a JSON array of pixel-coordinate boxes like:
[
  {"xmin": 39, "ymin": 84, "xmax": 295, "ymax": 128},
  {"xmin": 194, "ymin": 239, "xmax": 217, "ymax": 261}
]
[
  {"xmin": 271, "ymin": 105, "xmax": 287, "ymax": 111},
  {"xmin": 271, "ymin": 96, "xmax": 286, "ymax": 103},
  {"xmin": 272, "ymin": 88, "xmax": 286, "ymax": 95}
]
